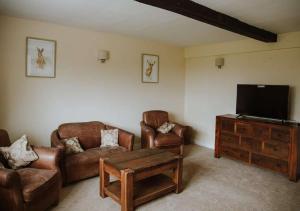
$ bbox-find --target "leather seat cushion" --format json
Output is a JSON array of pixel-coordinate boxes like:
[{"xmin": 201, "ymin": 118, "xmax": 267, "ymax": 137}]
[
  {"xmin": 58, "ymin": 121, "xmax": 105, "ymax": 150},
  {"xmin": 17, "ymin": 168, "xmax": 59, "ymax": 202},
  {"xmin": 65, "ymin": 146, "xmax": 127, "ymax": 183},
  {"xmin": 154, "ymin": 133, "xmax": 183, "ymax": 147}
]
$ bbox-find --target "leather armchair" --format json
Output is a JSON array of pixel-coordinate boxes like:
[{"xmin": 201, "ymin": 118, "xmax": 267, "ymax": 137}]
[
  {"xmin": 141, "ymin": 110, "xmax": 186, "ymax": 155},
  {"xmin": 0, "ymin": 129, "xmax": 61, "ymax": 211},
  {"xmin": 51, "ymin": 121, "xmax": 135, "ymax": 184}
]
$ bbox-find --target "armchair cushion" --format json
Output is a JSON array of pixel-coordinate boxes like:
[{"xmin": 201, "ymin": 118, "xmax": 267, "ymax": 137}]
[
  {"xmin": 154, "ymin": 133, "xmax": 183, "ymax": 147},
  {"xmin": 0, "ymin": 135, "xmax": 38, "ymax": 169},
  {"xmin": 17, "ymin": 168, "xmax": 59, "ymax": 202},
  {"xmin": 157, "ymin": 122, "xmax": 175, "ymax": 134}
]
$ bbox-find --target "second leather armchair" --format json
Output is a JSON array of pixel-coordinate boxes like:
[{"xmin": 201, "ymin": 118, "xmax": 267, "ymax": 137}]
[{"xmin": 140, "ymin": 110, "xmax": 186, "ymax": 155}]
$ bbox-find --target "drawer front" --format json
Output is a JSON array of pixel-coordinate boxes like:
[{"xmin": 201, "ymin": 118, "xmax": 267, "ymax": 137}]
[
  {"xmin": 241, "ymin": 137, "xmax": 262, "ymax": 152},
  {"xmin": 236, "ymin": 123, "xmax": 269, "ymax": 139},
  {"xmin": 271, "ymin": 128, "xmax": 290, "ymax": 143},
  {"xmin": 263, "ymin": 141, "xmax": 289, "ymax": 160},
  {"xmin": 252, "ymin": 125, "xmax": 269, "ymax": 139},
  {"xmin": 221, "ymin": 133, "xmax": 239, "ymax": 147},
  {"xmin": 236, "ymin": 123, "xmax": 252, "ymax": 135},
  {"xmin": 221, "ymin": 145, "xmax": 249, "ymax": 162},
  {"xmin": 251, "ymin": 153, "xmax": 288, "ymax": 174},
  {"xmin": 221, "ymin": 119, "xmax": 235, "ymax": 132}
]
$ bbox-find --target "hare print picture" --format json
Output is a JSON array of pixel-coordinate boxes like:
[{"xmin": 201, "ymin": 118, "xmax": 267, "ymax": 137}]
[
  {"xmin": 142, "ymin": 54, "xmax": 159, "ymax": 83},
  {"xmin": 26, "ymin": 37, "xmax": 56, "ymax": 78}
]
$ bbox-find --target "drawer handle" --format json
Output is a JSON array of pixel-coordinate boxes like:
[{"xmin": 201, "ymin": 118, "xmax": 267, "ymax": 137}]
[{"xmin": 273, "ymin": 147, "xmax": 278, "ymax": 151}]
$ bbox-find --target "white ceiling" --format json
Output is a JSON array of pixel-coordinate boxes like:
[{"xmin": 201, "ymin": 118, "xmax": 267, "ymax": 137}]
[{"xmin": 0, "ymin": 0, "xmax": 299, "ymax": 47}]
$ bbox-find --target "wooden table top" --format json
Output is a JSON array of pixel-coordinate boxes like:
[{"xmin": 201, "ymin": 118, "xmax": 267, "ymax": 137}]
[{"xmin": 104, "ymin": 148, "xmax": 180, "ymax": 172}]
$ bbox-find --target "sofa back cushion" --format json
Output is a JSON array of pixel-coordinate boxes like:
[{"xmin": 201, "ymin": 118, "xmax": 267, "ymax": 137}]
[{"xmin": 58, "ymin": 121, "xmax": 105, "ymax": 150}]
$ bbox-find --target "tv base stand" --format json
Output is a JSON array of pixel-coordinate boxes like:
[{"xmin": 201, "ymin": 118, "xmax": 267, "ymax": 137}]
[{"xmin": 215, "ymin": 114, "xmax": 300, "ymax": 182}]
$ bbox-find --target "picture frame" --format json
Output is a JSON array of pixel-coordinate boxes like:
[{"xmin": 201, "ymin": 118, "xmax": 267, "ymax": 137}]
[
  {"xmin": 26, "ymin": 37, "xmax": 56, "ymax": 78},
  {"xmin": 142, "ymin": 54, "xmax": 159, "ymax": 83}
]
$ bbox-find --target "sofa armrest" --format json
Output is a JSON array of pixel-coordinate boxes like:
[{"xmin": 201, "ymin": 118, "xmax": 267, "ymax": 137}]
[
  {"xmin": 140, "ymin": 121, "xmax": 156, "ymax": 148},
  {"xmin": 30, "ymin": 146, "xmax": 62, "ymax": 171},
  {"xmin": 106, "ymin": 125, "xmax": 135, "ymax": 151},
  {"xmin": 0, "ymin": 168, "xmax": 21, "ymax": 188},
  {"xmin": 0, "ymin": 129, "xmax": 11, "ymax": 147},
  {"xmin": 172, "ymin": 123, "xmax": 187, "ymax": 139},
  {"xmin": 51, "ymin": 130, "xmax": 65, "ymax": 151}
]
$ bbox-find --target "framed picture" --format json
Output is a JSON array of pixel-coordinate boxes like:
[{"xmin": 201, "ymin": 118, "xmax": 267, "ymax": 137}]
[
  {"xmin": 142, "ymin": 54, "xmax": 159, "ymax": 83},
  {"xmin": 26, "ymin": 37, "xmax": 56, "ymax": 78}
]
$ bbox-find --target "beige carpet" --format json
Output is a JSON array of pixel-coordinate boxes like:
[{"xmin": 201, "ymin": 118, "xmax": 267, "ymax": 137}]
[{"xmin": 51, "ymin": 145, "xmax": 300, "ymax": 211}]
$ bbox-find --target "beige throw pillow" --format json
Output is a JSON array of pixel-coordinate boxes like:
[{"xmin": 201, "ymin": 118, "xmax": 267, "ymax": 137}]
[
  {"xmin": 157, "ymin": 122, "xmax": 176, "ymax": 134},
  {"xmin": 62, "ymin": 137, "xmax": 84, "ymax": 155},
  {"xmin": 0, "ymin": 135, "xmax": 38, "ymax": 169},
  {"xmin": 101, "ymin": 129, "xmax": 119, "ymax": 147}
]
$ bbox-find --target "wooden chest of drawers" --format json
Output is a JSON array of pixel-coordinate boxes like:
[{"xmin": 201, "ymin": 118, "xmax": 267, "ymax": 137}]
[{"xmin": 215, "ymin": 114, "xmax": 300, "ymax": 181}]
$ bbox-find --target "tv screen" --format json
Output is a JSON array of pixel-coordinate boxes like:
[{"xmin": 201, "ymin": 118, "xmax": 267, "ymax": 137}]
[{"xmin": 236, "ymin": 84, "xmax": 289, "ymax": 120}]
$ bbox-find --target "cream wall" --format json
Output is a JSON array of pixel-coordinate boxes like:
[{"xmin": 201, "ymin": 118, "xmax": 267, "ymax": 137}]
[
  {"xmin": 1, "ymin": 15, "xmax": 300, "ymax": 150},
  {"xmin": 0, "ymin": 16, "xmax": 185, "ymax": 145},
  {"xmin": 184, "ymin": 32, "xmax": 300, "ymax": 149}
]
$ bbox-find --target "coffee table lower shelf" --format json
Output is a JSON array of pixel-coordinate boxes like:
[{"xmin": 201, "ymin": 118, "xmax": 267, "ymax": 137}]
[{"xmin": 104, "ymin": 174, "xmax": 176, "ymax": 207}]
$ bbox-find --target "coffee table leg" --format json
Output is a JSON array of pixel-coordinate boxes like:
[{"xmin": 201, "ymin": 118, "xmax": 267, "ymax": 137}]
[
  {"xmin": 173, "ymin": 156, "xmax": 183, "ymax": 193},
  {"xmin": 99, "ymin": 158, "xmax": 109, "ymax": 198},
  {"xmin": 121, "ymin": 169, "xmax": 134, "ymax": 211}
]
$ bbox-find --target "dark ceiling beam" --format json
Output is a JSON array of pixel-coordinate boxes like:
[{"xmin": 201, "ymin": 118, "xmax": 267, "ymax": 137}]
[{"xmin": 135, "ymin": 0, "xmax": 277, "ymax": 42}]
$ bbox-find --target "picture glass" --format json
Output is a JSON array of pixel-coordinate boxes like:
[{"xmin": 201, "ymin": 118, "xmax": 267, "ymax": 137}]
[
  {"xmin": 26, "ymin": 37, "xmax": 56, "ymax": 77},
  {"xmin": 142, "ymin": 54, "xmax": 159, "ymax": 83}
]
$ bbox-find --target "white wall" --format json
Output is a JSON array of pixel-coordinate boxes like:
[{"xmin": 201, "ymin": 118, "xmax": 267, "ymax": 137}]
[
  {"xmin": 184, "ymin": 32, "xmax": 300, "ymax": 149},
  {"xmin": 0, "ymin": 16, "xmax": 185, "ymax": 145},
  {"xmin": 1, "ymin": 15, "xmax": 300, "ymax": 150}
]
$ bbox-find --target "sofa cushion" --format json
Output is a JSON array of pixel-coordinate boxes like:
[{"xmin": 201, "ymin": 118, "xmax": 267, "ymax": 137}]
[
  {"xmin": 64, "ymin": 146, "xmax": 127, "ymax": 183},
  {"xmin": 17, "ymin": 168, "xmax": 59, "ymax": 202},
  {"xmin": 62, "ymin": 137, "xmax": 84, "ymax": 155},
  {"xmin": 154, "ymin": 133, "xmax": 183, "ymax": 147},
  {"xmin": 101, "ymin": 129, "xmax": 119, "ymax": 147},
  {"xmin": 58, "ymin": 121, "xmax": 105, "ymax": 150}
]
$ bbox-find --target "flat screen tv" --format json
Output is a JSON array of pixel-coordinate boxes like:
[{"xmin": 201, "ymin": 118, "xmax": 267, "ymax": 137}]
[{"xmin": 236, "ymin": 84, "xmax": 289, "ymax": 120}]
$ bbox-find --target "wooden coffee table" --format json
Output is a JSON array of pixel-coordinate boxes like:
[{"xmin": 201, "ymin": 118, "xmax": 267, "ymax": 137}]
[{"xmin": 99, "ymin": 148, "xmax": 183, "ymax": 211}]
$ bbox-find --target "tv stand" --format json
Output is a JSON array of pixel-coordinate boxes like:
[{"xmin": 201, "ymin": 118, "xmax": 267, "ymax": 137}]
[{"xmin": 215, "ymin": 114, "xmax": 300, "ymax": 182}]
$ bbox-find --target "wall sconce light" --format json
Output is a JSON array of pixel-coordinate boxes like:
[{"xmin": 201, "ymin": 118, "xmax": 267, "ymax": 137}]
[
  {"xmin": 97, "ymin": 50, "xmax": 109, "ymax": 63},
  {"xmin": 215, "ymin": 57, "xmax": 224, "ymax": 69}
]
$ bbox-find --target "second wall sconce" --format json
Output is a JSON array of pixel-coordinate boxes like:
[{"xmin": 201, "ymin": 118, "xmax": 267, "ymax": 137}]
[
  {"xmin": 97, "ymin": 50, "xmax": 109, "ymax": 63},
  {"xmin": 215, "ymin": 57, "xmax": 224, "ymax": 69}
]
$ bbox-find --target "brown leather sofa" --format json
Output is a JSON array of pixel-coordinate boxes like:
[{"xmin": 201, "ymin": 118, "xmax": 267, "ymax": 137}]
[
  {"xmin": 140, "ymin": 110, "xmax": 186, "ymax": 155},
  {"xmin": 0, "ymin": 129, "xmax": 61, "ymax": 211},
  {"xmin": 51, "ymin": 121, "xmax": 134, "ymax": 185}
]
